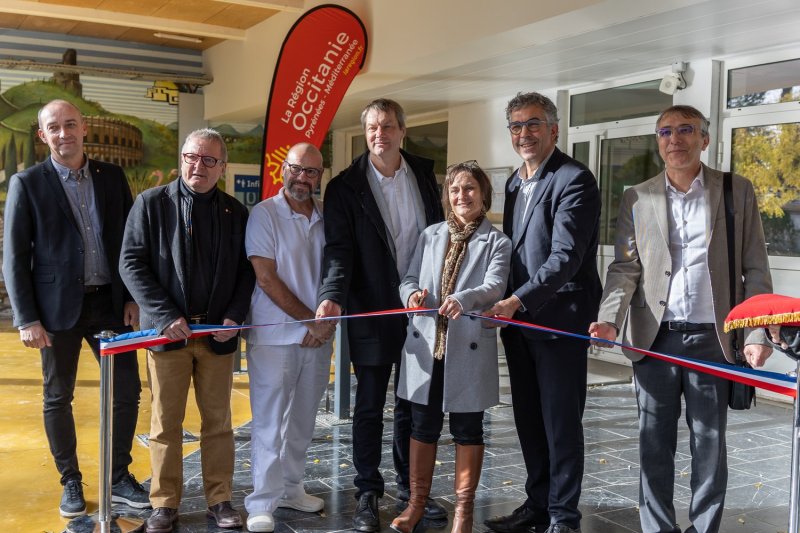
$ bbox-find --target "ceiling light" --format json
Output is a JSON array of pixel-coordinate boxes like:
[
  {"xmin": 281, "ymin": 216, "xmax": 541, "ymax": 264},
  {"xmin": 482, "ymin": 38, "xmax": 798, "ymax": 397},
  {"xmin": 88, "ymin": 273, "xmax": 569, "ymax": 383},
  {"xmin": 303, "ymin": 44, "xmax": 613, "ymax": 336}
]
[{"xmin": 153, "ymin": 32, "xmax": 203, "ymax": 44}]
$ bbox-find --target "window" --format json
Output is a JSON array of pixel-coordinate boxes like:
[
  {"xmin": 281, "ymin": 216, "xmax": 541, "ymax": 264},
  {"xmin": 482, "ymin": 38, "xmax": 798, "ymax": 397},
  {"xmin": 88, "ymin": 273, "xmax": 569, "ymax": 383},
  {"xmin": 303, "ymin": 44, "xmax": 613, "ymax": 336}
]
[
  {"xmin": 572, "ymin": 141, "xmax": 590, "ymax": 168},
  {"xmin": 350, "ymin": 134, "xmax": 366, "ymax": 160},
  {"xmin": 597, "ymin": 135, "xmax": 662, "ymax": 244},
  {"xmin": 570, "ymin": 80, "xmax": 672, "ymax": 127},
  {"xmin": 731, "ymin": 122, "xmax": 800, "ymax": 256},
  {"xmin": 404, "ymin": 121, "xmax": 448, "ymax": 177},
  {"xmin": 723, "ymin": 51, "xmax": 800, "ymax": 257},
  {"xmin": 727, "ymin": 58, "xmax": 800, "ymax": 109}
]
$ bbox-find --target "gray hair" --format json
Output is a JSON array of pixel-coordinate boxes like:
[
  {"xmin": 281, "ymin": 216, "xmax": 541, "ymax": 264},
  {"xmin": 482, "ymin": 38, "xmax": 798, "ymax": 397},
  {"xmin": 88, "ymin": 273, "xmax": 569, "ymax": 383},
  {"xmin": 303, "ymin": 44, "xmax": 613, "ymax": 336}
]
[
  {"xmin": 504, "ymin": 92, "xmax": 559, "ymax": 124},
  {"xmin": 360, "ymin": 98, "xmax": 406, "ymax": 130},
  {"xmin": 181, "ymin": 128, "xmax": 228, "ymax": 161},
  {"xmin": 656, "ymin": 105, "xmax": 710, "ymax": 136}
]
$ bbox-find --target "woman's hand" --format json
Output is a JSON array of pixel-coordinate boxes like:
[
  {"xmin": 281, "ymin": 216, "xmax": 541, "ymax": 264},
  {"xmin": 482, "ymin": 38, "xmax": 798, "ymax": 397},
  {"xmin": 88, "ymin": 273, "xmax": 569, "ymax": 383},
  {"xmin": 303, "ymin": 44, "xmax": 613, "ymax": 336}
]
[
  {"xmin": 408, "ymin": 289, "xmax": 429, "ymax": 308},
  {"xmin": 439, "ymin": 297, "xmax": 463, "ymax": 320}
]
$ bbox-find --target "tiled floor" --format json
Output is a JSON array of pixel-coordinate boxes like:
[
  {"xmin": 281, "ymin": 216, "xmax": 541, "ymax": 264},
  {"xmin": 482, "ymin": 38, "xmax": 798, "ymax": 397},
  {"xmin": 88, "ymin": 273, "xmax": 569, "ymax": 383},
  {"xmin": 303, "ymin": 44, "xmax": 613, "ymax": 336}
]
[{"xmin": 94, "ymin": 358, "xmax": 797, "ymax": 533}]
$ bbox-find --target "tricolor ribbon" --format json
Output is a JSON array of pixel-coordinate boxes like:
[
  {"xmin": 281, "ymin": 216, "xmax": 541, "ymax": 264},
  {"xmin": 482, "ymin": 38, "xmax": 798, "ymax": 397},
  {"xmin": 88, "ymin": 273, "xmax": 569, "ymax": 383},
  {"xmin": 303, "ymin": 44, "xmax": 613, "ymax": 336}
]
[
  {"xmin": 99, "ymin": 307, "xmax": 797, "ymax": 398},
  {"xmin": 471, "ymin": 313, "xmax": 797, "ymax": 398},
  {"xmin": 98, "ymin": 307, "xmax": 435, "ymax": 356}
]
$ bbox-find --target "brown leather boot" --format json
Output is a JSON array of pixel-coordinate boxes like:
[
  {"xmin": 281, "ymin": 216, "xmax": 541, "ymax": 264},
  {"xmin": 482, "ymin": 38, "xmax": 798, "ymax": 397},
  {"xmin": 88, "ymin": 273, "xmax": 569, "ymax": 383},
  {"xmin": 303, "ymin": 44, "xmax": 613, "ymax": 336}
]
[
  {"xmin": 390, "ymin": 439, "xmax": 437, "ymax": 533},
  {"xmin": 450, "ymin": 444, "xmax": 484, "ymax": 533}
]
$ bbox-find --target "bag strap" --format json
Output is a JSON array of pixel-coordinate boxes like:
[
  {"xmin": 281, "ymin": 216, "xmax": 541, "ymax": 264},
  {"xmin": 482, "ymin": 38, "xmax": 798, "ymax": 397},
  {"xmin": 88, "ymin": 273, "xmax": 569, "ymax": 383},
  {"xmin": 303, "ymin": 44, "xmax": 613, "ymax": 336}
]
[{"xmin": 723, "ymin": 171, "xmax": 742, "ymax": 362}]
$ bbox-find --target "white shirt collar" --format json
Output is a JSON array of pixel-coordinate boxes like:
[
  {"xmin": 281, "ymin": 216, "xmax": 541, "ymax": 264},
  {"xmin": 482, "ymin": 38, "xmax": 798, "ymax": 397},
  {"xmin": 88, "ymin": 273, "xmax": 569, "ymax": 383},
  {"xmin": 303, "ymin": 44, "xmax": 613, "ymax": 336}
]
[
  {"xmin": 665, "ymin": 166, "xmax": 705, "ymax": 194},
  {"xmin": 369, "ymin": 155, "xmax": 408, "ymax": 181}
]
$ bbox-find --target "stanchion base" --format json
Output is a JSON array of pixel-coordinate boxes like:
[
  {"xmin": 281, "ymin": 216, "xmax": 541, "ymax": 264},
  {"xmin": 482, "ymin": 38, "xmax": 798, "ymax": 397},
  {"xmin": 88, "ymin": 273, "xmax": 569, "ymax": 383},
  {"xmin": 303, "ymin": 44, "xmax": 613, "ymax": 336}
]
[{"xmin": 65, "ymin": 514, "xmax": 144, "ymax": 533}]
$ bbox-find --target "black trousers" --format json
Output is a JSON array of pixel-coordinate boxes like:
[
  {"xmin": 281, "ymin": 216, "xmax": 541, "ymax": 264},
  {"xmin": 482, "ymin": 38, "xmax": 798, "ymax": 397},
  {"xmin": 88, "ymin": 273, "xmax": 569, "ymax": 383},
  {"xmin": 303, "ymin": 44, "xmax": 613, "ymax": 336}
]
[
  {"xmin": 40, "ymin": 290, "xmax": 141, "ymax": 485},
  {"xmin": 501, "ymin": 327, "xmax": 588, "ymax": 529},
  {"xmin": 352, "ymin": 361, "xmax": 411, "ymax": 498},
  {"xmin": 409, "ymin": 357, "xmax": 484, "ymax": 445}
]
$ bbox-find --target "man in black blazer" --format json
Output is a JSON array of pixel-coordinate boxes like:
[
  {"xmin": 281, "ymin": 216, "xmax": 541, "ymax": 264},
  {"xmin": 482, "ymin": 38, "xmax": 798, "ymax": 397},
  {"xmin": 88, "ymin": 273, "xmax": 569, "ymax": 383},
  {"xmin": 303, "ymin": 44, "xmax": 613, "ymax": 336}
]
[
  {"xmin": 316, "ymin": 99, "xmax": 445, "ymax": 532},
  {"xmin": 3, "ymin": 99, "xmax": 149, "ymax": 518},
  {"xmin": 120, "ymin": 128, "xmax": 255, "ymax": 533},
  {"xmin": 485, "ymin": 92, "xmax": 601, "ymax": 533}
]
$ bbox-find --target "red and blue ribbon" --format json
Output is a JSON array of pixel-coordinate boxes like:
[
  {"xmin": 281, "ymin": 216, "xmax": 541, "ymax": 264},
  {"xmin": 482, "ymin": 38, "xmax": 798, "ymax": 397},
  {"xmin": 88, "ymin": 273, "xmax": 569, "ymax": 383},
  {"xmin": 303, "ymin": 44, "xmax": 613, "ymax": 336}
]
[{"xmin": 99, "ymin": 307, "xmax": 797, "ymax": 398}]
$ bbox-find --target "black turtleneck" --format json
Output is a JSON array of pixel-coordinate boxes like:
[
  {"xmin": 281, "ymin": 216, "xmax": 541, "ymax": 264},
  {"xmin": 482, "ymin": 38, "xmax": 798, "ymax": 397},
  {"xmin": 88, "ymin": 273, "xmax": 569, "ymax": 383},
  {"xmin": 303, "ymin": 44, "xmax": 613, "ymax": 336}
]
[{"xmin": 179, "ymin": 179, "xmax": 219, "ymax": 316}]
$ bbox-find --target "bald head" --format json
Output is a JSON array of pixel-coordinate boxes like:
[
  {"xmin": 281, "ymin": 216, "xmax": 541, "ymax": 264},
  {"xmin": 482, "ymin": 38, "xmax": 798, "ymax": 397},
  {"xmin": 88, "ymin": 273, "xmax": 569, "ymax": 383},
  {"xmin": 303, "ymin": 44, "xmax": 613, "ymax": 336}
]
[
  {"xmin": 38, "ymin": 99, "xmax": 82, "ymax": 129},
  {"xmin": 37, "ymin": 99, "xmax": 87, "ymax": 169},
  {"xmin": 287, "ymin": 143, "xmax": 323, "ymax": 166}
]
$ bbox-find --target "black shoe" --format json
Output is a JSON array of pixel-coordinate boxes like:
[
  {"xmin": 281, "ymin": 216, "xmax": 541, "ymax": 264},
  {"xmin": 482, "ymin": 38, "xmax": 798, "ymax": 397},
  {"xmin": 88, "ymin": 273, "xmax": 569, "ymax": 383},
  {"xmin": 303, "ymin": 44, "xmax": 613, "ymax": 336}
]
[
  {"xmin": 146, "ymin": 507, "xmax": 179, "ymax": 533},
  {"xmin": 59, "ymin": 479, "xmax": 87, "ymax": 518},
  {"xmin": 353, "ymin": 491, "xmax": 380, "ymax": 532},
  {"xmin": 112, "ymin": 472, "xmax": 152, "ymax": 509},
  {"xmin": 395, "ymin": 487, "xmax": 448, "ymax": 520},
  {"xmin": 484, "ymin": 504, "xmax": 546, "ymax": 533},
  {"xmin": 545, "ymin": 524, "xmax": 581, "ymax": 533}
]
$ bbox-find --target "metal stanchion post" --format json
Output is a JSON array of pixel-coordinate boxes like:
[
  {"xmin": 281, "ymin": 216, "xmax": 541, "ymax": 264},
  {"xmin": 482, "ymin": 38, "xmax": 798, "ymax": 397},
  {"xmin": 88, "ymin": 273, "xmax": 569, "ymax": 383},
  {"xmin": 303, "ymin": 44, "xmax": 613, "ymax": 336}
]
[
  {"xmin": 789, "ymin": 359, "xmax": 800, "ymax": 533},
  {"xmin": 333, "ymin": 321, "xmax": 351, "ymax": 419},
  {"xmin": 67, "ymin": 331, "xmax": 143, "ymax": 533}
]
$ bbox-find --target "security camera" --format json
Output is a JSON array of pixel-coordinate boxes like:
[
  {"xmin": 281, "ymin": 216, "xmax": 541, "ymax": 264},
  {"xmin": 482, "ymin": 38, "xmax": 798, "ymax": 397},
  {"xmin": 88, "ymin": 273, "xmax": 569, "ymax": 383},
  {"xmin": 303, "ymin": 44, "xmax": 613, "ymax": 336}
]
[{"xmin": 659, "ymin": 73, "xmax": 686, "ymax": 95}]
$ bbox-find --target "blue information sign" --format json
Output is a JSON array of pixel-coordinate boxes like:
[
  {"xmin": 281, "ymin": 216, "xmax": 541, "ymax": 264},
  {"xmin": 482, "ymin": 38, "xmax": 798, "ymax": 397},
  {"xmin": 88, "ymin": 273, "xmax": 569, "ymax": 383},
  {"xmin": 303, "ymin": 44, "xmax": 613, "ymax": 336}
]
[{"xmin": 234, "ymin": 174, "xmax": 261, "ymax": 211}]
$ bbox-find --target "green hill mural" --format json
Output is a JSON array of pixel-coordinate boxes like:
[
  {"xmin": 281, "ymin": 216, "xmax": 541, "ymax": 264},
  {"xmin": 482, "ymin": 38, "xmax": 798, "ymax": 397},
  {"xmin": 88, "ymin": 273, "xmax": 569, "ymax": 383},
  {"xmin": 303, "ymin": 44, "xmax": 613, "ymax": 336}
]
[{"xmin": 0, "ymin": 78, "xmax": 178, "ymax": 199}]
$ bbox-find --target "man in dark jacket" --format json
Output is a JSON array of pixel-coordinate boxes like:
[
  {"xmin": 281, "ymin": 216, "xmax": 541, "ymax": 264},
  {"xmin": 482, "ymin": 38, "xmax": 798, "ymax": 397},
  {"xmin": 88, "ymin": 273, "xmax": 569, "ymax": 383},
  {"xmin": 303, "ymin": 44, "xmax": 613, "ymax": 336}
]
[
  {"xmin": 3, "ymin": 99, "xmax": 148, "ymax": 518},
  {"xmin": 485, "ymin": 92, "xmax": 602, "ymax": 533},
  {"xmin": 316, "ymin": 99, "xmax": 445, "ymax": 532},
  {"xmin": 120, "ymin": 128, "xmax": 255, "ymax": 533}
]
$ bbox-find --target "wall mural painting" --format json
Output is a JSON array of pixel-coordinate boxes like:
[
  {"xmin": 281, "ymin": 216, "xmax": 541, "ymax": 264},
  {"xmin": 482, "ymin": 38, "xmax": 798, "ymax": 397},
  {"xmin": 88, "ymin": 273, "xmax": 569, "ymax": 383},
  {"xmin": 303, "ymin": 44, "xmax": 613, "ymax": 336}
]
[
  {"xmin": 0, "ymin": 56, "xmax": 182, "ymax": 318},
  {"xmin": 0, "ymin": 65, "xmax": 179, "ymax": 201}
]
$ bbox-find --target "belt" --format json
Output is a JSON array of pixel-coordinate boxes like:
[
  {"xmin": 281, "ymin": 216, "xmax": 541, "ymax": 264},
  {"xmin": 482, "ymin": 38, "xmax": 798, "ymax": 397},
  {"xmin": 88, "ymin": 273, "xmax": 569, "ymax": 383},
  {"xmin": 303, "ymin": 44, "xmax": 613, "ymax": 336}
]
[
  {"xmin": 661, "ymin": 321, "xmax": 715, "ymax": 332},
  {"xmin": 83, "ymin": 284, "xmax": 110, "ymax": 294},
  {"xmin": 187, "ymin": 314, "xmax": 207, "ymax": 325}
]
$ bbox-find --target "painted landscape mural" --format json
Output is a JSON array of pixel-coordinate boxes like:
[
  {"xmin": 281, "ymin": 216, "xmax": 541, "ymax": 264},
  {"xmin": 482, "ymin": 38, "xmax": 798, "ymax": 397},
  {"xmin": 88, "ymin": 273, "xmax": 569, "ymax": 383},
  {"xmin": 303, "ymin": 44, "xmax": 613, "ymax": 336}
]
[{"xmin": 0, "ymin": 63, "xmax": 264, "ymax": 318}]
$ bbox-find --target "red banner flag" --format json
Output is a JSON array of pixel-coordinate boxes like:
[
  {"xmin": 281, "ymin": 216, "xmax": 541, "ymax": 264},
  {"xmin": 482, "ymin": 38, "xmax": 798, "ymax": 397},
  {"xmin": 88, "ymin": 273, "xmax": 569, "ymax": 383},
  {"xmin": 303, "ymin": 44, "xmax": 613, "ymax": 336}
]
[{"xmin": 259, "ymin": 4, "xmax": 368, "ymax": 199}]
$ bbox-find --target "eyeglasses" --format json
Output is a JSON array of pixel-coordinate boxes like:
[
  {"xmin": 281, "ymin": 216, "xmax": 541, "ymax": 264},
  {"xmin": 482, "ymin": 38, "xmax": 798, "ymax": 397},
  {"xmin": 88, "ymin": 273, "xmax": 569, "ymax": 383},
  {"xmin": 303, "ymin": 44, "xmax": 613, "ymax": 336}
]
[
  {"xmin": 446, "ymin": 160, "xmax": 481, "ymax": 175},
  {"xmin": 284, "ymin": 162, "xmax": 322, "ymax": 179},
  {"xmin": 182, "ymin": 153, "xmax": 225, "ymax": 168},
  {"xmin": 655, "ymin": 124, "xmax": 699, "ymax": 138},
  {"xmin": 507, "ymin": 118, "xmax": 548, "ymax": 135}
]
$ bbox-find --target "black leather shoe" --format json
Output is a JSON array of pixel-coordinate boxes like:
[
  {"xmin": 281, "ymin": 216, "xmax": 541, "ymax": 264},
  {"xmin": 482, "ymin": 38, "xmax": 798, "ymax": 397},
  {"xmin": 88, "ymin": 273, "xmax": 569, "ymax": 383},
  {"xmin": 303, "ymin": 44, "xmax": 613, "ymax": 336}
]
[
  {"xmin": 395, "ymin": 487, "xmax": 447, "ymax": 520},
  {"xmin": 484, "ymin": 504, "xmax": 547, "ymax": 533},
  {"xmin": 146, "ymin": 507, "xmax": 178, "ymax": 533},
  {"xmin": 206, "ymin": 501, "xmax": 243, "ymax": 529},
  {"xmin": 353, "ymin": 491, "xmax": 380, "ymax": 532},
  {"xmin": 546, "ymin": 524, "xmax": 581, "ymax": 533}
]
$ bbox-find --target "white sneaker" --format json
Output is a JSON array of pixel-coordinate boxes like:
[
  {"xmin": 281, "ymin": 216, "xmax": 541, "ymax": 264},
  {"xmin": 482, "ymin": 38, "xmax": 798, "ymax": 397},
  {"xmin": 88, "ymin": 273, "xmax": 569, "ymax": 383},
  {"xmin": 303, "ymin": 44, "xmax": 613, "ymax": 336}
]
[
  {"xmin": 246, "ymin": 512, "xmax": 275, "ymax": 532},
  {"xmin": 279, "ymin": 492, "xmax": 324, "ymax": 513}
]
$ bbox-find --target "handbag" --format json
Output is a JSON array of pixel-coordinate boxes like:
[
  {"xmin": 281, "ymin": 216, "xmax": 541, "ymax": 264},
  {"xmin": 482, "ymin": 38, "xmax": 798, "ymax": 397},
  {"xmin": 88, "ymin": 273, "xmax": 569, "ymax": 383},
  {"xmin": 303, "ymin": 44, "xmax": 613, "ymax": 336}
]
[{"xmin": 723, "ymin": 171, "xmax": 756, "ymax": 410}]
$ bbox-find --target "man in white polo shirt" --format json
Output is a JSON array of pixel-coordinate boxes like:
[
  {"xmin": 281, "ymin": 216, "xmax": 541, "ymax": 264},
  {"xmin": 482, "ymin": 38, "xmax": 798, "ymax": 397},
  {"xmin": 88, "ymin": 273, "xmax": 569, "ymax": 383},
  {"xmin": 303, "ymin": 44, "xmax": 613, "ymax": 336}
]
[{"xmin": 243, "ymin": 143, "xmax": 335, "ymax": 533}]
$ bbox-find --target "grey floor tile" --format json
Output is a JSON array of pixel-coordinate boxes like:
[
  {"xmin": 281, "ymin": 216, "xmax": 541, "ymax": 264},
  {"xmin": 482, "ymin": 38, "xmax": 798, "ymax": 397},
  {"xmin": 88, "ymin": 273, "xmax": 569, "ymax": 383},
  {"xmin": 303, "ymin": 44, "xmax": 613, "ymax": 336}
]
[{"xmin": 116, "ymin": 359, "xmax": 799, "ymax": 533}]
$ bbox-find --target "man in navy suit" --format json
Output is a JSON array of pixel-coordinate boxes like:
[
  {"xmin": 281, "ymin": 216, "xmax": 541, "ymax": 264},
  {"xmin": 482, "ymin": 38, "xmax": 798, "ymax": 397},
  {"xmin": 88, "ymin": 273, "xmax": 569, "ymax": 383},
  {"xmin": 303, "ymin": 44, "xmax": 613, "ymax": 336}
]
[
  {"xmin": 3, "ymin": 99, "xmax": 149, "ymax": 518},
  {"xmin": 485, "ymin": 92, "xmax": 601, "ymax": 533}
]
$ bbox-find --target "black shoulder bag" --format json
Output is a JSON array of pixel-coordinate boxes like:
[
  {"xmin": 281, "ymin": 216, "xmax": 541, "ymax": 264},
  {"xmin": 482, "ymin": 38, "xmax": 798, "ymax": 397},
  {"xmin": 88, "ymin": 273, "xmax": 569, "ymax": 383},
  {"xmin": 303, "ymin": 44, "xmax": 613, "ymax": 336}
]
[{"xmin": 724, "ymin": 171, "xmax": 756, "ymax": 410}]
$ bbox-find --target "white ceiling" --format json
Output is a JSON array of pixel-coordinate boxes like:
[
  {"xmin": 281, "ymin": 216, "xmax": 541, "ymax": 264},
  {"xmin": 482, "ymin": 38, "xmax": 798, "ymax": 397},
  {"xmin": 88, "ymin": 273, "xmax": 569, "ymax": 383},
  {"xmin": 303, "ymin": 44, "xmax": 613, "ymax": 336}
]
[
  {"xmin": 326, "ymin": 0, "xmax": 800, "ymax": 128},
  {"xmin": 3, "ymin": 0, "xmax": 795, "ymax": 127}
]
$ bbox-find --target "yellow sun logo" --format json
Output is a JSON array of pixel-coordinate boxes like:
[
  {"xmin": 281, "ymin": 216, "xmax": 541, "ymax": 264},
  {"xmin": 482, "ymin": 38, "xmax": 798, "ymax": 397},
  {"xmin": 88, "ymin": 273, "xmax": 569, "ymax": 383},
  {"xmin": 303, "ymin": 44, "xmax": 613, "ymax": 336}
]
[{"xmin": 265, "ymin": 145, "xmax": 290, "ymax": 185}]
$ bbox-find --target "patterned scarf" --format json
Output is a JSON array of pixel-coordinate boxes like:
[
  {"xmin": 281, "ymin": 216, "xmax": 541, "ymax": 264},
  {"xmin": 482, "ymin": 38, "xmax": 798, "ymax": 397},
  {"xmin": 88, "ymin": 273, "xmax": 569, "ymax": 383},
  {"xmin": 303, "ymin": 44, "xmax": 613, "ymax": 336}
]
[{"xmin": 434, "ymin": 212, "xmax": 484, "ymax": 359}]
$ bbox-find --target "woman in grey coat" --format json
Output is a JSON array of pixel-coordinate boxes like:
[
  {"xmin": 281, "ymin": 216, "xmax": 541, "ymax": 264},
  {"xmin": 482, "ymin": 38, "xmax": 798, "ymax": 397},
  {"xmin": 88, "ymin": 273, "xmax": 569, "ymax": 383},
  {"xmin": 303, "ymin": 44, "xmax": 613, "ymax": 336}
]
[{"xmin": 390, "ymin": 161, "xmax": 511, "ymax": 533}]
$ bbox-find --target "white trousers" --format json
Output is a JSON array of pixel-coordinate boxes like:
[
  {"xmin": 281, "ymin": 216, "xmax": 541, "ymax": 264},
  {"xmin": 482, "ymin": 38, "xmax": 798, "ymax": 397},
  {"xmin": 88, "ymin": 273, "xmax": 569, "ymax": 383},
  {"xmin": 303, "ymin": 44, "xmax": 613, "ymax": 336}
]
[{"xmin": 244, "ymin": 342, "xmax": 331, "ymax": 514}]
